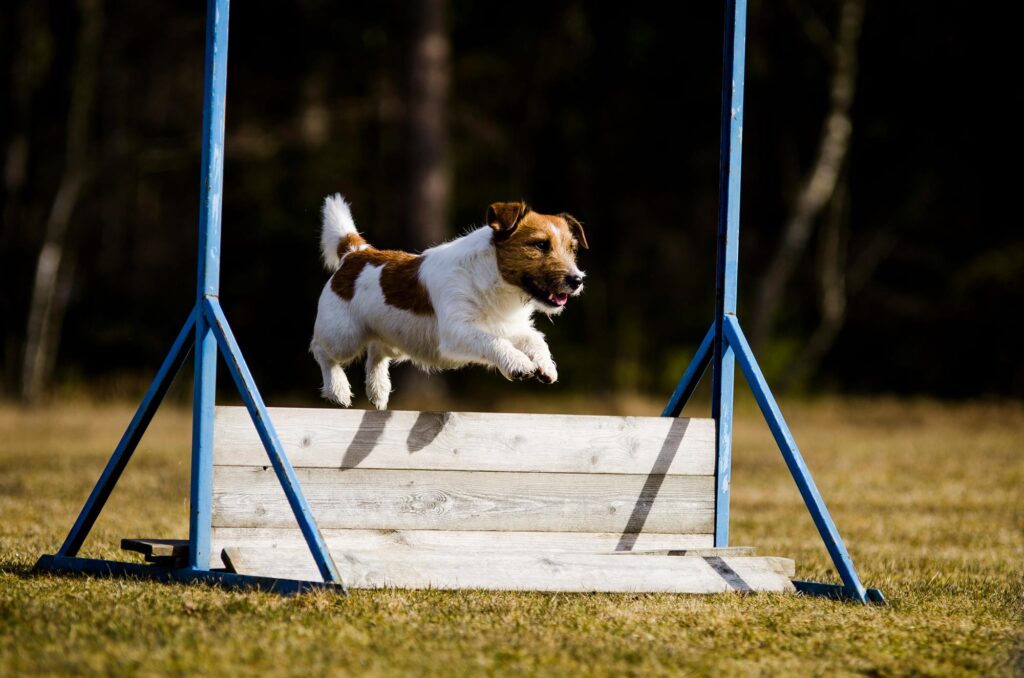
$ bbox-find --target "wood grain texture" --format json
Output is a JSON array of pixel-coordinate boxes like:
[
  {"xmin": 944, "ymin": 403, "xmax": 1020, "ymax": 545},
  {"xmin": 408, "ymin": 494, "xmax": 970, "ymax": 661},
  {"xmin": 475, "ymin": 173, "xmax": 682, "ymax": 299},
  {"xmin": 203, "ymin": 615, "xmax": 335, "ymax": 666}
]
[
  {"xmin": 208, "ymin": 527, "xmax": 715, "ymax": 568},
  {"xmin": 212, "ymin": 467, "xmax": 715, "ymax": 533},
  {"xmin": 213, "ymin": 406, "xmax": 715, "ymax": 475},
  {"xmin": 221, "ymin": 547, "xmax": 797, "ymax": 593}
]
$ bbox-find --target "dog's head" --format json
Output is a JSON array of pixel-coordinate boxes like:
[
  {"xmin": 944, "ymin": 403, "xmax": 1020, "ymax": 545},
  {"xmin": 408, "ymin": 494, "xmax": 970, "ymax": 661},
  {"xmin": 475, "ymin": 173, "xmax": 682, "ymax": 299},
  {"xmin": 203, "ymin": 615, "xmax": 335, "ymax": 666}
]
[{"xmin": 487, "ymin": 201, "xmax": 588, "ymax": 315}]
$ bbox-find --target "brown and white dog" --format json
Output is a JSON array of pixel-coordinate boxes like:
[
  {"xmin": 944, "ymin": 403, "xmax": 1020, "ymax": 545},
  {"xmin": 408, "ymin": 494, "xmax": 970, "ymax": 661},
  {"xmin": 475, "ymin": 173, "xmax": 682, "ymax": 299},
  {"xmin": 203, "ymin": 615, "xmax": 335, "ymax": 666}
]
[{"xmin": 311, "ymin": 195, "xmax": 587, "ymax": 409}]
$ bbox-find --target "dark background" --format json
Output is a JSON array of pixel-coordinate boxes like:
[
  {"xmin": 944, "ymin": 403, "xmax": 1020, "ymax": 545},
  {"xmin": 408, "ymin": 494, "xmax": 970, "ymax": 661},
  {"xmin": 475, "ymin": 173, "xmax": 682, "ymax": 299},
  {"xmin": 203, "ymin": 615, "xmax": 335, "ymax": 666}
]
[{"xmin": 1, "ymin": 0, "xmax": 1020, "ymax": 405}]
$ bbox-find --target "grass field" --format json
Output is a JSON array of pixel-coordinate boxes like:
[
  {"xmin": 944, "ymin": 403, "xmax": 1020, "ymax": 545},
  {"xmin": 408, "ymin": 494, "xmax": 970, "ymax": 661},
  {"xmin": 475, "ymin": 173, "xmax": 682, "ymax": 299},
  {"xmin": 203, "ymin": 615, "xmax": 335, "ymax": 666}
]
[{"xmin": 1, "ymin": 394, "xmax": 1021, "ymax": 676}]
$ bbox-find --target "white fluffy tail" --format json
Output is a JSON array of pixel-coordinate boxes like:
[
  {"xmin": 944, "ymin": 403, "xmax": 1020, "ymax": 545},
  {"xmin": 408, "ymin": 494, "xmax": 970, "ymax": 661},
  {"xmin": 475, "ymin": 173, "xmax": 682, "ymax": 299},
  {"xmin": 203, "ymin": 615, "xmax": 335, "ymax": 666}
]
[{"xmin": 320, "ymin": 193, "xmax": 362, "ymax": 271}]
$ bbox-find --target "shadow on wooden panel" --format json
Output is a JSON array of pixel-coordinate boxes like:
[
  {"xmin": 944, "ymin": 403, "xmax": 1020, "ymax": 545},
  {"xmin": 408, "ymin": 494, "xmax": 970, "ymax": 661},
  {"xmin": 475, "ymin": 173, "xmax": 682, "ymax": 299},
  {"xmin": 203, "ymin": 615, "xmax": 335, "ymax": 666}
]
[
  {"xmin": 704, "ymin": 556, "xmax": 752, "ymax": 591},
  {"xmin": 616, "ymin": 417, "xmax": 691, "ymax": 551},
  {"xmin": 406, "ymin": 411, "xmax": 448, "ymax": 453},
  {"xmin": 340, "ymin": 409, "xmax": 392, "ymax": 469}
]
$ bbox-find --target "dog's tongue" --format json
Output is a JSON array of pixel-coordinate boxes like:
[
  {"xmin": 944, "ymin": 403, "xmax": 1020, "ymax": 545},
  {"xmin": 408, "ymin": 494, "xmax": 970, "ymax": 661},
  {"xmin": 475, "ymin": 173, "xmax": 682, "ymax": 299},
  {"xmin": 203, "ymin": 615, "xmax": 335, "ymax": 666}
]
[{"xmin": 549, "ymin": 292, "xmax": 569, "ymax": 307}]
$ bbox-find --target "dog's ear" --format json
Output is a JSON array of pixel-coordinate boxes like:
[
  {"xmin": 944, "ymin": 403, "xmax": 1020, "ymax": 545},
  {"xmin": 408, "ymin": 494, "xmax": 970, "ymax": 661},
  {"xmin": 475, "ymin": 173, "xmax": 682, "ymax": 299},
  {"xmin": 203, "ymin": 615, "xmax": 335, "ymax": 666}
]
[
  {"xmin": 560, "ymin": 213, "xmax": 589, "ymax": 250},
  {"xmin": 487, "ymin": 201, "xmax": 528, "ymax": 239}
]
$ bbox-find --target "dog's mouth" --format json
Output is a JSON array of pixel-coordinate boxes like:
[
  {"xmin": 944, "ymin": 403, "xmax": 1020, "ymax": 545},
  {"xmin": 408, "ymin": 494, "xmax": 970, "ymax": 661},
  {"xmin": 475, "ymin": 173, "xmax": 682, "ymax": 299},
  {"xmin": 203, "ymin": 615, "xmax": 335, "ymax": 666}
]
[{"xmin": 523, "ymin": 279, "xmax": 570, "ymax": 308}]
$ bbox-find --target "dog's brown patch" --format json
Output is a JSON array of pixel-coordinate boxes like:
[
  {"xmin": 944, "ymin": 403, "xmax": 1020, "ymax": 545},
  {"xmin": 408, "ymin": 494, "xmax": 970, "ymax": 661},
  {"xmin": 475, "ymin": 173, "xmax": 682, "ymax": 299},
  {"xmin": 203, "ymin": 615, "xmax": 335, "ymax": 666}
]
[
  {"xmin": 488, "ymin": 204, "xmax": 586, "ymax": 299},
  {"xmin": 330, "ymin": 255, "xmax": 369, "ymax": 301},
  {"xmin": 330, "ymin": 248, "xmax": 434, "ymax": 315},
  {"xmin": 336, "ymin": 232, "xmax": 368, "ymax": 260},
  {"xmin": 380, "ymin": 256, "xmax": 433, "ymax": 315}
]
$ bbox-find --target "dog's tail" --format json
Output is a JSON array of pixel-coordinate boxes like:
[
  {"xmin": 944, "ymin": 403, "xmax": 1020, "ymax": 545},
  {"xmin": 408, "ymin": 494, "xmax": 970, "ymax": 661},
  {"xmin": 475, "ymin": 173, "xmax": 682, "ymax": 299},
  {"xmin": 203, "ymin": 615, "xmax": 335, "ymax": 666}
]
[{"xmin": 320, "ymin": 193, "xmax": 369, "ymax": 271}]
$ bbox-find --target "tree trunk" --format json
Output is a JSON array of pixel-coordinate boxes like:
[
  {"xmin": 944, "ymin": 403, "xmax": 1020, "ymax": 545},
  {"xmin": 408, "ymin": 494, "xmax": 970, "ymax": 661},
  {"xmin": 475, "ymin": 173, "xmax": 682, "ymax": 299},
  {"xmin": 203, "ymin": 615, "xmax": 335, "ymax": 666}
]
[
  {"xmin": 404, "ymin": 0, "xmax": 449, "ymax": 249},
  {"xmin": 780, "ymin": 171, "xmax": 849, "ymax": 389},
  {"xmin": 751, "ymin": 0, "xmax": 865, "ymax": 349},
  {"xmin": 781, "ymin": 172, "xmax": 898, "ymax": 390},
  {"xmin": 3, "ymin": 2, "xmax": 53, "ymax": 394},
  {"xmin": 20, "ymin": 0, "xmax": 103, "ymax": 403},
  {"xmin": 395, "ymin": 0, "xmax": 450, "ymax": 405}
]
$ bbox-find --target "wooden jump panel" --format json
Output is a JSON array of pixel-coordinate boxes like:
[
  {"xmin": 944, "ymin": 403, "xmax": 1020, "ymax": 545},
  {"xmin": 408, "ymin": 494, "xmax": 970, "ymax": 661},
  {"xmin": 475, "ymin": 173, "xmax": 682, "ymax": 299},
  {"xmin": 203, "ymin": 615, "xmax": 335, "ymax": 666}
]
[
  {"xmin": 204, "ymin": 406, "xmax": 800, "ymax": 593},
  {"xmin": 212, "ymin": 467, "xmax": 714, "ymax": 533},
  {"xmin": 222, "ymin": 547, "xmax": 796, "ymax": 593},
  {"xmin": 214, "ymin": 406, "xmax": 716, "ymax": 475},
  {"xmin": 208, "ymin": 527, "xmax": 716, "ymax": 569}
]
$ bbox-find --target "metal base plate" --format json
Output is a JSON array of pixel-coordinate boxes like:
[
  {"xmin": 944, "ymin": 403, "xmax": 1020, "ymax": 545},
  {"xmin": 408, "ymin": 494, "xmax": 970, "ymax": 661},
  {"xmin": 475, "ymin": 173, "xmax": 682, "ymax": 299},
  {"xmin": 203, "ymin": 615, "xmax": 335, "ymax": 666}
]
[
  {"xmin": 35, "ymin": 554, "xmax": 344, "ymax": 595},
  {"xmin": 792, "ymin": 579, "xmax": 887, "ymax": 604}
]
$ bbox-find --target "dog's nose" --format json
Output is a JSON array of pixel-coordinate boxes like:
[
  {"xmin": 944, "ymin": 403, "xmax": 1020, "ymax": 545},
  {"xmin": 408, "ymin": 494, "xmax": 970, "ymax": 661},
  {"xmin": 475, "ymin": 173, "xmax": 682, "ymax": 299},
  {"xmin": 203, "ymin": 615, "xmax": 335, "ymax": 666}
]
[{"xmin": 566, "ymin": 274, "xmax": 584, "ymax": 290}]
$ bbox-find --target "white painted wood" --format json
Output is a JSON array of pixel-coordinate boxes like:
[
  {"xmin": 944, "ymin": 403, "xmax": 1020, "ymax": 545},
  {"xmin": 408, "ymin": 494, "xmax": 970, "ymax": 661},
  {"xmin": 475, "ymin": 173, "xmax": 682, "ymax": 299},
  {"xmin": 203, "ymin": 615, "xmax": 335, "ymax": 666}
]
[
  {"xmin": 208, "ymin": 527, "xmax": 715, "ymax": 569},
  {"xmin": 214, "ymin": 406, "xmax": 715, "ymax": 475},
  {"xmin": 221, "ymin": 547, "xmax": 797, "ymax": 593},
  {"xmin": 212, "ymin": 467, "xmax": 715, "ymax": 533}
]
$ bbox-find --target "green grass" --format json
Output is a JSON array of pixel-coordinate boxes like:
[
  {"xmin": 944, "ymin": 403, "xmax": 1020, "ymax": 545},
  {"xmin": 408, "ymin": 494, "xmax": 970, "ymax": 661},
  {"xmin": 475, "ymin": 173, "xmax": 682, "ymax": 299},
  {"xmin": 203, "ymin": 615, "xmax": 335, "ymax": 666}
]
[{"xmin": 1, "ymin": 395, "xmax": 1022, "ymax": 676}]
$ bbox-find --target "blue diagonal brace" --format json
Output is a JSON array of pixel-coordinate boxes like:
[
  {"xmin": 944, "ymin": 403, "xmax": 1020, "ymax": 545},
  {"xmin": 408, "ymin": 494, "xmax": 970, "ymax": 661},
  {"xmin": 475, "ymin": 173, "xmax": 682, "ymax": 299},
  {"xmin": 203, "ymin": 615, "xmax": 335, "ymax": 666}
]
[
  {"xmin": 723, "ymin": 315, "xmax": 877, "ymax": 603},
  {"xmin": 662, "ymin": 323, "xmax": 715, "ymax": 417},
  {"xmin": 57, "ymin": 309, "xmax": 197, "ymax": 557},
  {"xmin": 202, "ymin": 298, "xmax": 344, "ymax": 588}
]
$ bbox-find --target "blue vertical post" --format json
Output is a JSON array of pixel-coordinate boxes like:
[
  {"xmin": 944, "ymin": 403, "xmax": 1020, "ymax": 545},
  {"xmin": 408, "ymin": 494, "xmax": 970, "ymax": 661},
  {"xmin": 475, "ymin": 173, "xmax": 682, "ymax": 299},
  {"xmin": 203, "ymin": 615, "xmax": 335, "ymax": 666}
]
[
  {"xmin": 189, "ymin": 0, "xmax": 230, "ymax": 572},
  {"xmin": 710, "ymin": 0, "xmax": 747, "ymax": 548}
]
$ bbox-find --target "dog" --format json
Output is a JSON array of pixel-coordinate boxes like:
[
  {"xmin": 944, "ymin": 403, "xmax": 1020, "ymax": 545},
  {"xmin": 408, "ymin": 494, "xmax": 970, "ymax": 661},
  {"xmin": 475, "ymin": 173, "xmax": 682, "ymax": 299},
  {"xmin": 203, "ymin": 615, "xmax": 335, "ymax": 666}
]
[{"xmin": 310, "ymin": 195, "xmax": 587, "ymax": 409}]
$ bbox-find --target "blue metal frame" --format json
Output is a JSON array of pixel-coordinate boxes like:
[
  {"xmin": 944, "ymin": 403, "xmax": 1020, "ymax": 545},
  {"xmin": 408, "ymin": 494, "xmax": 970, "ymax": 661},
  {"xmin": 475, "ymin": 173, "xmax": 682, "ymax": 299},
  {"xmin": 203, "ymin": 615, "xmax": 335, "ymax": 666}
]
[
  {"xmin": 35, "ymin": 0, "xmax": 877, "ymax": 603},
  {"xmin": 710, "ymin": 0, "xmax": 747, "ymax": 550},
  {"xmin": 188, "ymin": 0, "xmax": 229, "ymax": 574},
  {"xmin": 36, "ymin": 554, "xmax": 335, "ymax": 594},
  {"xmin": 35, "ymin": 0, "xmax": 343, "ymax": 594},
  {"xmin": 54, "ymin": 311, "xmax": 196, "ymax": 558},
  {"xmin": 663, "ymin": 0, "xmax": 883, "ymax": 604}
]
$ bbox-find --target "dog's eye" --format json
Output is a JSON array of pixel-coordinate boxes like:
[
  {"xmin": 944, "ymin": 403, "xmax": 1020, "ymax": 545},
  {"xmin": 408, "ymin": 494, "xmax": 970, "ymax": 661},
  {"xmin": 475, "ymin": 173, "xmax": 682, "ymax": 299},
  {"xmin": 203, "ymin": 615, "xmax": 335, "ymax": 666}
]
[{"xmin": 532, "ymin": 241, "xmax": 550, "ymax": 253}]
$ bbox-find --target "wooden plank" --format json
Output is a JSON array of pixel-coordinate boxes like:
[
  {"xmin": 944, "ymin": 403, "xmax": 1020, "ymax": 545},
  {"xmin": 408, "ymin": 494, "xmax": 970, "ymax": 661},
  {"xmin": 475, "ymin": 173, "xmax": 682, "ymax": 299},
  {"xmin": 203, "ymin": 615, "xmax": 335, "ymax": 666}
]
[
  {"xmin": 209, "ymin": 527, "xmax": 715, "ymax": 568},
  {"xmin": 221, "ymin": 547, "xmax": 796, "ymax": 593},
  {"xmin": 214, "ymin": 406, "xmax": 715, "ymax": 475},
  {"xmin": 611, "ymin": 546, "xmax": 757, "ymax": 558},
  {"xmin": 121, "ymin": 538, "xmax": 188, "ymax": 558},
  {"xmin": 212, "ymin": 467, "xmax": 715, "ymax": 534}
]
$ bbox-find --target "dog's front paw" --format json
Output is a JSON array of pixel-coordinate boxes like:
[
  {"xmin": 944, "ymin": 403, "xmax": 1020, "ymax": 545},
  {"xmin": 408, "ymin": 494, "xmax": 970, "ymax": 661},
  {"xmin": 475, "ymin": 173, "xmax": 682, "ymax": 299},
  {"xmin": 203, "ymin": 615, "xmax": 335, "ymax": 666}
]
[
  {"xmin": 500, "ymin": 353, "xmax": 538, "ymax": 382},
  {"xmin": 505, "ymin": 366, "xmax": 538, "ymax": 381},
  {"xmin": 533, "ymin": 359, "xmax": 558, "ymax": 384}
]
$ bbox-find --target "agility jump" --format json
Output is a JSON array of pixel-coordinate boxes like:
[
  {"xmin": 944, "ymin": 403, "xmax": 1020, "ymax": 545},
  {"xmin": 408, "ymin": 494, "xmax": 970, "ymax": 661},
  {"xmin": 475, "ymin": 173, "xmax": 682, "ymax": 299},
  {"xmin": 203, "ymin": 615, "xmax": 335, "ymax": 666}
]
[{"xmin": 36, "ymin": 0, "xmax": 883, "ymax": 603}]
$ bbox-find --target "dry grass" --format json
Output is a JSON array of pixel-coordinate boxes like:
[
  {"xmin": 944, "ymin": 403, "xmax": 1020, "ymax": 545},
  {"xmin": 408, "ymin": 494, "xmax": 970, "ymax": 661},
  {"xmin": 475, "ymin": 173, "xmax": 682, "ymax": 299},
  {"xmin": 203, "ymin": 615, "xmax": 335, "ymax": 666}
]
[{"xmin": 1, "ymin": 394, "xmax": 1022, "ymax": 676}]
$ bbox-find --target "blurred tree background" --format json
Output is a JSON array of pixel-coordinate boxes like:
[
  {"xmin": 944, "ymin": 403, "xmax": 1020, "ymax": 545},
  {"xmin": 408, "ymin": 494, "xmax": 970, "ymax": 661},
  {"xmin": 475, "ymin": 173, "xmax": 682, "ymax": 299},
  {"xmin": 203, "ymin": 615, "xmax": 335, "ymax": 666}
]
[{"xmin": 1, "ymin": 0, "xmax": 1020, "ymax": 405}]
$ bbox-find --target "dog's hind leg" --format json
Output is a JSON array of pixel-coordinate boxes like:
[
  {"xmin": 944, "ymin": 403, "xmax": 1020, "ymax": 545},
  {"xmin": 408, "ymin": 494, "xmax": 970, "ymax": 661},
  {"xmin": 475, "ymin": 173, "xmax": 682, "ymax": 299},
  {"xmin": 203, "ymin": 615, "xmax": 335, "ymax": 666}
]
[
  {"xmin": 365, "ymin": 343, "xmax": 398, "ymax": 410},
  {"xmin": 312, "ymin": 341, "xmax": 353, "ymax": 406}
]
